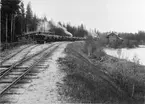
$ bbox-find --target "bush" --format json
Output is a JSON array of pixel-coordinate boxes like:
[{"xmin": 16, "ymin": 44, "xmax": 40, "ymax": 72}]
[
  {"xmin": 84, "ymin": 35, "xmax": 106, "ymax": 59},
  {"xmin": 110, "ymin": 61, "xmax": 145, "ymax": 103},
  {"xmin": 58, "ymin": 41, "xmax": 145, "ymax": 104}
]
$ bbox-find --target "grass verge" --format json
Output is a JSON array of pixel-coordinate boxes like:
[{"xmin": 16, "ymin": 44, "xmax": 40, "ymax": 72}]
[{"xmin": 58, "ymin": 41, "xmax": 145, "ymax": 104}]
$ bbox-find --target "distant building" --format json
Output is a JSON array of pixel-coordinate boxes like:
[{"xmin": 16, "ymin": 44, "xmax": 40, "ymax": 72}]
[{"xmin": 106, "ymin": 32, "xmax": 123, "ymax": 47}]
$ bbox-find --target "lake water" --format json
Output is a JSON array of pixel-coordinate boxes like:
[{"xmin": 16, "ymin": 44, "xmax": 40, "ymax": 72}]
[{"xmin": 104, "ymin": 45, "xmax": 145, "ymax": 65}]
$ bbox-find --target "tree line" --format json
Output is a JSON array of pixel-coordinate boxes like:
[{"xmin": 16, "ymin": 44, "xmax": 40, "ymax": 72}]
[
  {"xmin": 67, "ymin": 23, "xmax": 88, "ymax": 37},
  {"xmin": 1, "ymin": 0, "xmax": 39, "ymax": 43},
  {"xmin": 118, "ymin": 31, "xmax": 145, "ymax": 43},
  {"xmin": 1, "ymin": 0, "xmax": 89, "ymax": 44}
]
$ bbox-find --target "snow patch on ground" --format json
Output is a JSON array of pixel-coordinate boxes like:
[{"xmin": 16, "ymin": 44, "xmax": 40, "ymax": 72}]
[{"xmin": 15, "ymin": 43, "xmax": 68, "ymax": 104}]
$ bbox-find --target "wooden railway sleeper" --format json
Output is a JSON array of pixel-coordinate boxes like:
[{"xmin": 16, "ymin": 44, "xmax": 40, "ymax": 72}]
[
  {"xmin": 0, "ymin": 43, "xmax": 56, "ymax": 80},
  {"xmin": 0, "ymin": 43, "xmax": 60, "ymax": 98}
]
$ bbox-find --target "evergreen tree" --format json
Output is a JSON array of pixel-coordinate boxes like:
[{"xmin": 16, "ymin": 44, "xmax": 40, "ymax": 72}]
[
  {"xmin": 1, "ymin": 0, "xmax": 21, "ymax": 42},
  {"xmin": 26, "ymin": 2, "xmax": 33, "ymax": 31},
  {"xmin": 20, "ymin": 2, "xmax": 26, "ymax": 33},
  {"xmin": 1, "ymin": 0, "xmax": 40, "ymax": 43},
  {"xmin": 32, "ymin": 14, "xmax": 38, "ymax": 31},
  {"xmin": 65, "ymin": 23, "xmax": 88, "ymax": 37},
  {"xmin": 43, "ymin": 16, "xmax": 47, "ymax": 21},
  {"xmin": 58, "ymin": 21, "xmax": 63, "ymax": 26}
]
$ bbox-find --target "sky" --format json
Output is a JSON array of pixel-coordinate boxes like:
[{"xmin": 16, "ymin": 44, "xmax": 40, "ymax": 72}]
[{"xmin": 23, "ymin": 0, "xmax": 145, "ymax": 33}]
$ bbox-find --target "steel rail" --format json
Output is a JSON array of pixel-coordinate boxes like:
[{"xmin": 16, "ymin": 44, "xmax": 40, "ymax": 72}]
[
  {"xmin": 0, "ymin": 43, "xmax": 56, "ymax": 80},
  {"xmin": 0, "ymin": 45, "xmax": 39, "ymax": 75},
  {"xmin": 0, "ymin": 45, "xmax": 38, "ymax": 75},
  {"xmin": 0, "ymin": 45, "xmax": 32, "ymax": 65},
  {"xmin": 0, "ymin": 43, "xmax": 60, "ymax": 97}
]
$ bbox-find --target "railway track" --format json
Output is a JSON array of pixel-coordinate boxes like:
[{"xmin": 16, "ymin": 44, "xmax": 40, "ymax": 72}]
[
  {"xmin": 0, "ymin": 44, "xmax": 37, "ymax": 65},
  {"xmin": 0, "ymin": 45, "xmax": 42, "ymax": 75},
  {"xmin": 0, "ymin": 43, "xmax": 57, "ymax": 75},
  {"xmin": 0, "ymin": 43, "xmax": 59, "ymax": 73},
  {"xmin": 0, "ymin": 43, "xmax": 60, "ymax": 103}
]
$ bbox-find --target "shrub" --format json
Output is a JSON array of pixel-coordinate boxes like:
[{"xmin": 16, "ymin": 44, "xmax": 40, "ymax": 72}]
[
  {"xmin": 59, "ymin": 41, "xmax": 145, "ymax": 104},
  {"xmin": 84, "ymin": 35, "xmax": 106, "ymax": 59}
]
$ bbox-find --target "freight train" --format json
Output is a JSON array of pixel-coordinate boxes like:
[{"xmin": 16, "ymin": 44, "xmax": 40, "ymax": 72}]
[{"xmin": 18, "ymin": 31, "xmax": 85, "ymax": 44}]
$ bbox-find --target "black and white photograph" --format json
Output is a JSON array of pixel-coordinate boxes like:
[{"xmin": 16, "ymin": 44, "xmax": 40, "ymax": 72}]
[{"xmin": 0, "ymin": 0, "xmax": 145, "ymax": 104}]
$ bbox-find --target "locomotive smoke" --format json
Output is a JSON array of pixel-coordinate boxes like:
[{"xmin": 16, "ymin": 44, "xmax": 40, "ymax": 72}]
[
  {"xmin": 37, "ymin": 20, "xmax": 73, "ymax": 37},
  {"xmin": 48, "ymin": 20, "xmax": 73, "ymax": 37}
]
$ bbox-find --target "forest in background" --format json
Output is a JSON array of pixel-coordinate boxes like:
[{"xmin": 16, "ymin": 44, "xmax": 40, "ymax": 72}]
[
  {"xmin": 1, "ymin": 0, "xmax": 145, "ymax": 45},
  {"xmin": 1, "ymin": 0, "xmax": 40, "ymax": 43},
  {"xmin": 1, "ymin": 0, "xmax": 89, "ymax": 43}
]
